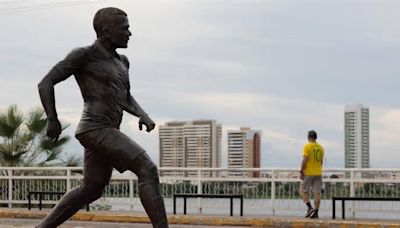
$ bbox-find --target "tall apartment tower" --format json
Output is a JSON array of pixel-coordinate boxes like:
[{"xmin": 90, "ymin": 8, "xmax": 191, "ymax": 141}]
[
  {"xmin": 344, "ymin": 104, "xmax": 370, "ymax": 168},
  {"xmin": 159, "ymin": 120, "xmax": 222, "ymax": 176},
  {"xmin": 227, "ymin": 127, "xmax": 261, "ymax": 177}
]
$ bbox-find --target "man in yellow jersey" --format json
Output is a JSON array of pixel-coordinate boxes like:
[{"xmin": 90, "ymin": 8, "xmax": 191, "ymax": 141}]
[{"xmin": 300, "ymin": 130, "xmax": 324, "ymax": 219}]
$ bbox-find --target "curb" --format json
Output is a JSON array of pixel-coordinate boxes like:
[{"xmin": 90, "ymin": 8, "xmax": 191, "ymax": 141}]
[{"xmin": 0, "ymin": 209, "xmax": 399, "ymax": 227}]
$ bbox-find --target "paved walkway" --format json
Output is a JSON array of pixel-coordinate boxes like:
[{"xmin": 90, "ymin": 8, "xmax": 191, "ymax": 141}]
[
  {"xmin": 0, "ymin": 208, "xmax": 399, "ymax": 227},
  {"xmin": 0, "ymin": 218, "xmax": 245, "ymax": 227}
]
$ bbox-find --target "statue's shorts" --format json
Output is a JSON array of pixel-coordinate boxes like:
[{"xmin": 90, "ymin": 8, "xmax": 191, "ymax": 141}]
[{"xmin": 76, "ymin": 127, "xmax": 146, "ymax": 175}]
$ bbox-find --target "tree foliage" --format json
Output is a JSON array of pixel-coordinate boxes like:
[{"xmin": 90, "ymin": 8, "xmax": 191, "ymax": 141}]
[{"xmin": 0, "ymin": 105, "xmax": 70, "ymax": 167}]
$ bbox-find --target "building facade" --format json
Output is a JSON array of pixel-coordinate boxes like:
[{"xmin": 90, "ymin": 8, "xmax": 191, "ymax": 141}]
[
  {"xmin": 227, "ymin": 127, "xmax": 261, "ymax": 177},
  {"xmin": 344, "ymin": 104, "xmax": 370, "ymax": 168},
  {"xmin": 159, "ymin": 120, "xmax": 222, "ymax": 177}
]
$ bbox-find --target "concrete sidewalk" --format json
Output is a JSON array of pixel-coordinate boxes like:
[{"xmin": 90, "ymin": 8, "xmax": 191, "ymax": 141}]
[
  {"xmin": 0, "ymin": 208, "xmax": 399, "ymax": 227},
  {"xmin": 0, "ymin": 218, "xmax": 245, "ymax": 228}
]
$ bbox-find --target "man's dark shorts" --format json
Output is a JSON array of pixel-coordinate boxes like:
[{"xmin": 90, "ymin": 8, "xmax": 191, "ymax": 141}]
[{"xmin": 76, "ymin": 127, "xmax": 145, "ymax": 173}]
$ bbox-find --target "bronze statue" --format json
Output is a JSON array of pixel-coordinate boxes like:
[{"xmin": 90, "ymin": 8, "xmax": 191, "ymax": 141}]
[{"xmin": 37, "ymin": 7, "xmax": 168, "ymax": 228}]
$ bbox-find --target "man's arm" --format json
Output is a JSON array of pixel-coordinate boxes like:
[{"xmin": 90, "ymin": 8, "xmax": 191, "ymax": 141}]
[
  {"xmin": 38, "ymin": 48, "xmax": 86, "ymax": 140},
  {"xmin": 300, "ymin": 156, "xmax": 308, "ymax": 172},
  {"xmin": 299, "ymin": 156, "xmax": 308, "ymax": 180},
  {"xmin": 300, "ymin": 145, "xmax": 310, "ymax": 179}
]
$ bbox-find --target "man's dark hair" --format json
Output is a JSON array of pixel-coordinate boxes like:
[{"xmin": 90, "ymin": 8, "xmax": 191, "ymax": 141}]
[
  {"xmin": 308, "ymin": 130, "xmax": 317, "ymax": 140},
  {"xmin": 93, "ymin": 7, "xmax": 127, "ymax": 37}
]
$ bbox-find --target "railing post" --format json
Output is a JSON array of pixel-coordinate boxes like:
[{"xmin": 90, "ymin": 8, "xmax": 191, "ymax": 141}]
[
  {"xmin": 350, "ymin": 170, "xmax": 355, "ymax": 218},
  {"xmin": 271, "ymin": 170, "xmax": 276, "ymax": 215},
  {"xmin": 66, "ymin": 169, "xmax": 71, "ymax": 192},
  {"xmin": 197, "ymin": 169, "xmax": 202, "ymax": 213},
  {"xmin": 8, "ymin": 169, "xmax": 12, "ymax": 208},
  {"xmin": 129, "ymin": 175, "xmax": 134, "ymax": 210}
]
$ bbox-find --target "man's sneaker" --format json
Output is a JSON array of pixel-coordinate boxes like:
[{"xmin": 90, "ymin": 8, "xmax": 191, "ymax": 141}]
[
  {"xmin": 305, "ymin": 208, "xmax": 314, "ymax": 218},
  {"xmin": 309, "ymin": 210, "xmax": 319, "ymax": 219}
]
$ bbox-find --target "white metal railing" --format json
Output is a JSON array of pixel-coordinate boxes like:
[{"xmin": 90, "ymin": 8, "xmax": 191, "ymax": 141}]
[{"xmin": 0, "ymin": 167, "xmax": 400, "ymax": 219}]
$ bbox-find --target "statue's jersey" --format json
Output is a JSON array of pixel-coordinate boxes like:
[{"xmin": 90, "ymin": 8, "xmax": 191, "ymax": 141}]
[{"xmin": 47, "ymin": 40, "xmax": 131, "ymax": 135}]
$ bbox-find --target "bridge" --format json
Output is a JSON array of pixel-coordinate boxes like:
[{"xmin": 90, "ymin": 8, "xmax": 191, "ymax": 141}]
[{"xmin": 0, "ymin": 167, "xmax": 399, "ymax": 227}]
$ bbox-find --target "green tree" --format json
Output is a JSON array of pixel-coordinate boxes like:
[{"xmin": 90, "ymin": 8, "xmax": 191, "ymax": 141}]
[{"xmin": 0, "ymin": 105, "xmax": 70, "ymax": 167}]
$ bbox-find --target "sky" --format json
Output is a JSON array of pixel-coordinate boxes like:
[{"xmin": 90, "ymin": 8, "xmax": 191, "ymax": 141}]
[{"xmin": 0, "ymin": 0, "xmax": 399, "ymax": 168}]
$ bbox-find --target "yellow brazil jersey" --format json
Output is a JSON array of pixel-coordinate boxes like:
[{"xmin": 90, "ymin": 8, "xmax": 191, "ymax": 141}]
[{"xmin": 303, "ymin": 142, "xmax": 324, "ymax": 176}]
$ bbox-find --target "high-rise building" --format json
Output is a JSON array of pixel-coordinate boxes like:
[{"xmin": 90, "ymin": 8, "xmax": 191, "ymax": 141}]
[
  {"xmin": 227, "ymin": 127, "xmax": 261, "ymax": 177},
  {"xmin": 344, "ymin": 104, "xmax": 370, "ymax": 168},
  {"xmin": 159, "ymin": 120, "xmax": 222, "ymax": 176}
]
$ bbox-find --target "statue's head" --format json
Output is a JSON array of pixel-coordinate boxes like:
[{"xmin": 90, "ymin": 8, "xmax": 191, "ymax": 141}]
[{"xmin": 93, "ymin": 7, "xmax": 131, "ymax": 48}]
